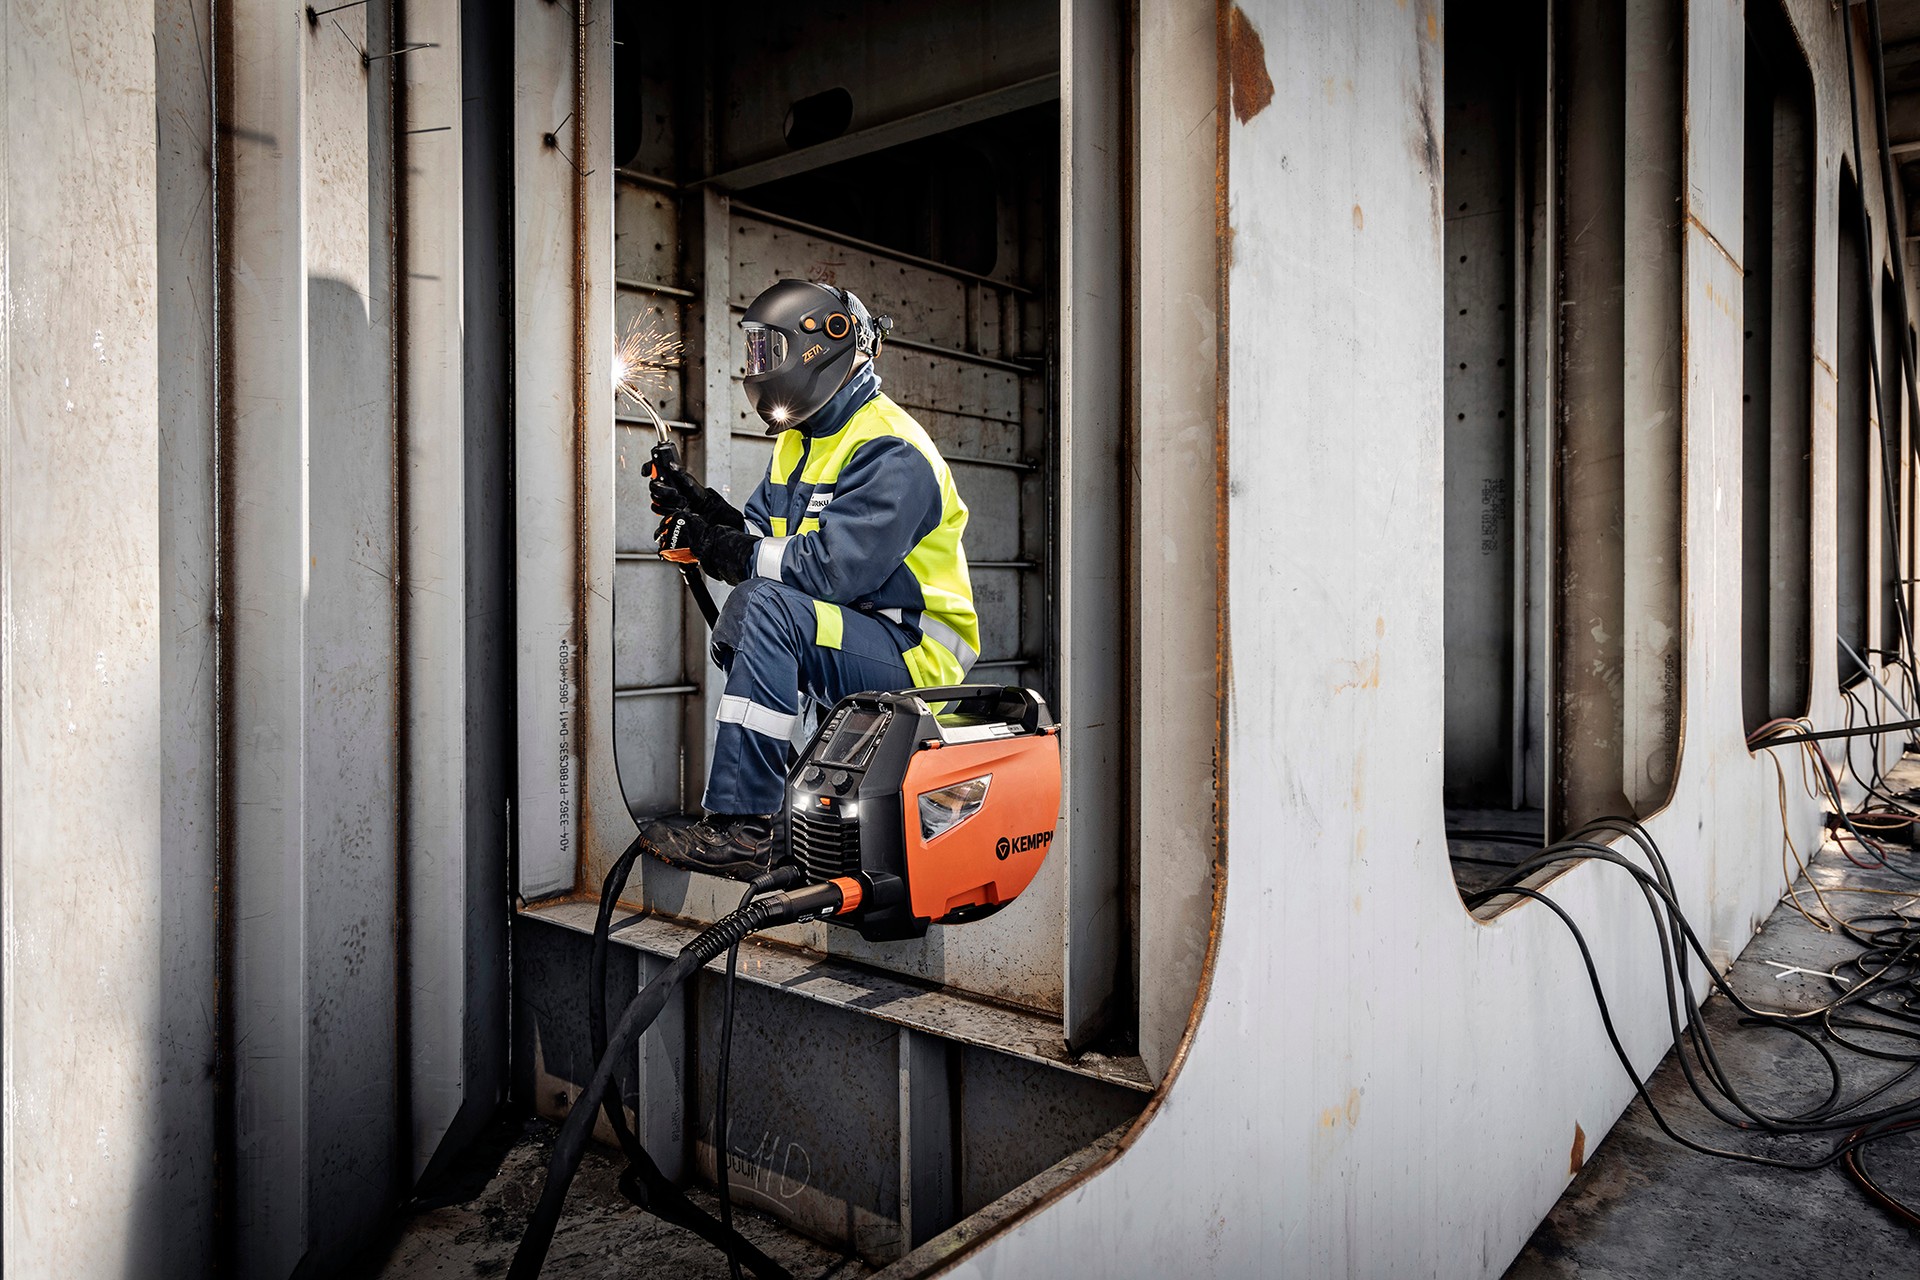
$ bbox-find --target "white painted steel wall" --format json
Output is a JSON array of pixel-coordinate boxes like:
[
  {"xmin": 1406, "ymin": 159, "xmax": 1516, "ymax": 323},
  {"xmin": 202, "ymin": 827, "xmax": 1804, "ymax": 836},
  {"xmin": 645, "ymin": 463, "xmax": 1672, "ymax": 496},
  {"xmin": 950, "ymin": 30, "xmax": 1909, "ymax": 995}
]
[
  {"xmin": 2, "ymin": 0, "xmax": 506, "ymax": 1271},
  {"xmin": 951, "ymin": 1, "xmax": 1905, "ymax": 1275},
  {"xmin": 1, "ymin": 2, "xmax": 167, "ymax": 1274}
]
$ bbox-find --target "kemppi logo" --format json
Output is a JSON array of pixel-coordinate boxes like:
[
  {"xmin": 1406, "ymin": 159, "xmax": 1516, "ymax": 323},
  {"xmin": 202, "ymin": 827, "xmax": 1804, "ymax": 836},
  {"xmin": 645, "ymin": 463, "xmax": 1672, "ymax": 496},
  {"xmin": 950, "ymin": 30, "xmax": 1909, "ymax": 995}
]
[{"xmin": 995, "ymin": 831, "xmax": 1053, "ymax": 861}]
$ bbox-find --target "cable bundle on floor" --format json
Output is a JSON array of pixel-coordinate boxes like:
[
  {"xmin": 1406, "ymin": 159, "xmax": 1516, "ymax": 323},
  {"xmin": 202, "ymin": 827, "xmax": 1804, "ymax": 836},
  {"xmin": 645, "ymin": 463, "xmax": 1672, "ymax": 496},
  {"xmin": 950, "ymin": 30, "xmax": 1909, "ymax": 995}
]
[{"xmin": 1456, "ymin": 814, "xmax": 1920, "ymax": 1229}]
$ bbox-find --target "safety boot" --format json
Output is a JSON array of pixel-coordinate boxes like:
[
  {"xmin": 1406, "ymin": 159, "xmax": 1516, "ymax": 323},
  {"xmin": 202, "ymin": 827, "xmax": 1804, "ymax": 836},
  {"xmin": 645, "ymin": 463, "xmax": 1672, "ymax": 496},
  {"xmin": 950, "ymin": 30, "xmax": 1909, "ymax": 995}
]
[{"xmin": 638, "ymin": 813, "xmax": 773, "ymax": 880}]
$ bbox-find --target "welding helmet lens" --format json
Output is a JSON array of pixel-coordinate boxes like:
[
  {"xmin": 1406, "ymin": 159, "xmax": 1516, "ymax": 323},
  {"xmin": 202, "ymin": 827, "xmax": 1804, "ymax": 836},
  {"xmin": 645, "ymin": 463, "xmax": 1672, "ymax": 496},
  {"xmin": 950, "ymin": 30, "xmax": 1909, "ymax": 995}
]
[{"xmin": 742, "ymin": 324, "xmax": 787, "ymax": 378}]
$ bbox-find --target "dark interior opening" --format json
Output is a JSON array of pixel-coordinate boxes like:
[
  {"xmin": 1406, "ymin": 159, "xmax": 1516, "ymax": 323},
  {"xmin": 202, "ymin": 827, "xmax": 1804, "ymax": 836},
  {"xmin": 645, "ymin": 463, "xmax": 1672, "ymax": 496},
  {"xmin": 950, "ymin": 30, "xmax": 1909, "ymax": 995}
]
[
  {"xmin": 1442, "ymin": 0, "xmax": 1549, "ymax": 893},
  {"xmin": 1740, "ymin": 0, "xmax": 1814, "ymax": 737},
  {"xmin": 1838, "ymin": 168, "xmax": 1872, "ymax": 685}
]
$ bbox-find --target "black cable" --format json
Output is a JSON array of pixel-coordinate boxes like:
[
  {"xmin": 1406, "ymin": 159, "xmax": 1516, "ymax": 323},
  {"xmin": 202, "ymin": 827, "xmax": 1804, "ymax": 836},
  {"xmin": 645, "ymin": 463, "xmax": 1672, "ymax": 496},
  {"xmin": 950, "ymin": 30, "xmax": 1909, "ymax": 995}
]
[
  {"xmin": 1451, "ymin": 817, "xmax": 1920, "ymax": 1197},
  {"xmin": 554, "ymin": 852, "xmax": 808, "ymax": 1280},
  {"xmin": 516, "ymin": 886, "xmax": 840, "ymax": 1278},
  {"xmin": 718, "ymin": 936, "xmax": 744, "ymax": 1280},
  {"xmin": 714, "ymin": 868, "xmax": 801, "ymax": 1280},
  {"xmin": 1845, "ymin": 1117, "xmax": 1920, "ymax": 1228},
  {"xmin": 1743, "ymin": 714, "xmax": 1920, "ymax": 747}
]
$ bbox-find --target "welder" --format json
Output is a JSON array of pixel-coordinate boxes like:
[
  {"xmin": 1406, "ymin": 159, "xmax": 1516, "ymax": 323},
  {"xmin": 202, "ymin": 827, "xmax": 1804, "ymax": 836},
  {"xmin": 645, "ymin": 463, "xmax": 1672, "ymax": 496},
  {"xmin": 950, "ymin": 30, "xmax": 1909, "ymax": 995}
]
[{"xmin": 642, "ymin": 279, "xmax": 979, "ymax": 877}]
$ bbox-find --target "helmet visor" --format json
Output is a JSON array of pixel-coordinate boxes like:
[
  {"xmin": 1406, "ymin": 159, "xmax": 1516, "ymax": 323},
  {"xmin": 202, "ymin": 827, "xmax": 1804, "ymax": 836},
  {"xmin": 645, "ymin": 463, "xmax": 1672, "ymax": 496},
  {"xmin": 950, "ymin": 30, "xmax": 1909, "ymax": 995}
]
[{"xmin": 742, "ymin": 324, "xmax": 788, "ymax": 378}]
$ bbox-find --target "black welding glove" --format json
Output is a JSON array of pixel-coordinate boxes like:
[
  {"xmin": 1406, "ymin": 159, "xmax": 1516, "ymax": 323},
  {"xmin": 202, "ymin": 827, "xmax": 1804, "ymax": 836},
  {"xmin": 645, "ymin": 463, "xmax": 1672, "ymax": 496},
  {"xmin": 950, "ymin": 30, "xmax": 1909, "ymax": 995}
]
[
  {"xmin": 656, "ymin": 511, "xmax": 756, "ymax": 585},
  {"xmin": 645, "ymin": 459, "xmax": 745, "ymax": 530}
]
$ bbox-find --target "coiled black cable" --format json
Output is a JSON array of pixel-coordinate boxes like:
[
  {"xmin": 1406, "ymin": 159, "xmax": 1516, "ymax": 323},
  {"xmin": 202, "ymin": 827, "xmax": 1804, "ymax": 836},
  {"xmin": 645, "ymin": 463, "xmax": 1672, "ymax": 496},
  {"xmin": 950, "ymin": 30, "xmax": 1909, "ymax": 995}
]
[
  {"xmin": 515, "ymin": 864, "xmax": 830, "ymax": 1280},
  {"xmin": 1458, "ymin": 814, "xmax": 1920, "ymax": 1229}
]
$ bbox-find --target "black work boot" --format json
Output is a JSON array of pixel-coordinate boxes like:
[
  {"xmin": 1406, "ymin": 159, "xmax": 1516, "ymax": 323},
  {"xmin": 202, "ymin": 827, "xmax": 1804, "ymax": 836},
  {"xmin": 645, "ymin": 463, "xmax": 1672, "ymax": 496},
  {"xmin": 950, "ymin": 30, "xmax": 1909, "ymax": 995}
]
[{"xmin": 639, "ymin": 813, "xmax": 773, "ymax": 880}]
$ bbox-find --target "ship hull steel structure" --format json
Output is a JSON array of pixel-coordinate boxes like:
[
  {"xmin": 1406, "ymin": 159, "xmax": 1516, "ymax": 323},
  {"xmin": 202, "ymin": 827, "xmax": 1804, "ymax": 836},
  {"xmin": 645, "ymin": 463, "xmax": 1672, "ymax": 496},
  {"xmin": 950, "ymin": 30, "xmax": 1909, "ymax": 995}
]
[{"xmin": 0, "ymin": 1, "xmax": 1913, "ymax": 1278}]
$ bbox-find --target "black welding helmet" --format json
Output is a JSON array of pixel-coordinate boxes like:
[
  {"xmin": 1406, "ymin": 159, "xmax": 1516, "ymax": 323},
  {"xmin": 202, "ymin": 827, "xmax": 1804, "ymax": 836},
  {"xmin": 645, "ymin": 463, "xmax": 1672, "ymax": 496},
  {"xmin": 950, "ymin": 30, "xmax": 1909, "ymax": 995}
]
[{"xmin": 740, "ymin": 279, "xmax": 889, "ymax": 432}]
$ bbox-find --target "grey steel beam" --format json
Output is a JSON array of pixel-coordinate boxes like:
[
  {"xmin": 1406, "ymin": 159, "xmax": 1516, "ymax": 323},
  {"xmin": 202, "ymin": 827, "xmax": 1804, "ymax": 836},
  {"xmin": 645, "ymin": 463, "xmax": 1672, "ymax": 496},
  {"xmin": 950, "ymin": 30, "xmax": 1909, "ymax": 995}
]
[
  {"xmin": 1620, "ymin": 0, "xmax": 1684, "ymax": 813},
  {"xmin": 441, "ymin": 0, "xmax": 517, "ymax": 1198},
  {"xmin": 401, "ymin": 0, "xmax": 482, "ymax": 1182},
  {"xmin": 899, "ymin": 1030, "xmax": 958, "ymax": 1251},
  {"xmin": 302, "ymin": 0, "xmax": 408, "ymax": 1258},
  {"xmin": 156, "ymin": 0, "xmax": 220, "ymax": 1266},
  {"xmin": 223, "ymin": 0, "xmax": 314, "ymax": 1269},
  {"xmin": 1060, "ymin": 0, "xmax": 1127, "ymax": 1051},
  {"xmin": 1554, "ymin": 0, "xmax": 1633, "ymax": 833},
  {"xmin": 513, "ymin": 0, "xmax": 623, "ymax": 897},
  {"xmin": 691, "ymin": 187, "xmax": 738, "ymax": 826},
  {"xmin": 617, "ymin": 413, "xmax": 700, "ymax": 431},
  {"xmin": 699, "ymin": 75, "xmax": 1061, "ymax": 193},
  {"xmin": 1, "ymin": 0, "xmax": 171, "ymax": 1271},
  {"xmin": 617, "ymin": 275, "xmax": 697, "ymax": 300},
  {"xmin": 1132, "ymin": 0, "xmax": 1222, "ymax": 1082},
  {"xmin": 615, "ymin": 683, "xmax": 702, "ymax": 698},
  {"xmin": 733, "ymin": 202, "xmax": 1038, "ymax": 296}
]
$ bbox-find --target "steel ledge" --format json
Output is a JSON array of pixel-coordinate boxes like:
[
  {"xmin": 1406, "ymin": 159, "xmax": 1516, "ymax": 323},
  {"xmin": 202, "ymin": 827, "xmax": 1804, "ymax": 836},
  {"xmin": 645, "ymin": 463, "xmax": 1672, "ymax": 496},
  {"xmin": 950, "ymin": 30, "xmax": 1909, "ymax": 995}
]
[{"xmin": 517, "ymin": 897, "xmax": 1153, "ymax": 1094}]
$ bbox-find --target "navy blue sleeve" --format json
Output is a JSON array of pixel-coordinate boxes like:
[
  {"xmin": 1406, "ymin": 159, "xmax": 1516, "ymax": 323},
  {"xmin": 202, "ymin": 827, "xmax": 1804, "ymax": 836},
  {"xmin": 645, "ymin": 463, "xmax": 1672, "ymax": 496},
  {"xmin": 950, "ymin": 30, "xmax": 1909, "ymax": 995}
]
[
  {"xmin": 741, "ymin": 456, "xmax": 776, "ymax": 537},
  {"xmin": 755, "ymin": 437, "xmax": 942, "ymax": 603}
]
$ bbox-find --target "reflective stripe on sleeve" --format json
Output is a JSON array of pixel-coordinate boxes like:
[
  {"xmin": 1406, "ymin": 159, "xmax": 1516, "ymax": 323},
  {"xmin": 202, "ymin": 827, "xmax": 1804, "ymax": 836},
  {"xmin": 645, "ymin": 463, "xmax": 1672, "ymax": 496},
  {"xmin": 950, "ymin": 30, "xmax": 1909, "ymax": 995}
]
[
  {"xmin": 919, "ymin": 616, "xmax": 979, "ymax": 675},
  {"xmin": 813, "ymin": 600, "xmax": 844, "ymax": 650},
  {"xmin": 717, "ymin": 694, "xmax": 799, "ymax": 740},
  {"xmin": 754, "ymin": 536, "xmax": 791, "ymax": 581}
]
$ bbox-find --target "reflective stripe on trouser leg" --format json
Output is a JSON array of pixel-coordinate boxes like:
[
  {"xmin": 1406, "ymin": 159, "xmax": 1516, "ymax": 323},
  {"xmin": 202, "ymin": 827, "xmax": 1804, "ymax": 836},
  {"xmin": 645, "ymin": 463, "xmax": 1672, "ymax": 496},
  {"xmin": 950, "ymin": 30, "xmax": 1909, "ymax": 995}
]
[
  {"xmin": 702, "ymin": 579, "xmax": 913, "ymax": 816},
  {"xmin": 813, "ymin": 600, "xmax": 844, "ymax": 650}
]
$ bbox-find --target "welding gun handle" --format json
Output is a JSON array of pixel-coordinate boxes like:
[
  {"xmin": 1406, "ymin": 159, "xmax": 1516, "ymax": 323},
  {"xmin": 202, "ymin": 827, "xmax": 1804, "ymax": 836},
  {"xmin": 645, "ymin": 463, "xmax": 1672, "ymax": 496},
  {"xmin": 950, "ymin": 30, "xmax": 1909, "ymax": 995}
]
[
  {"xmin": 647, "ymin": 440, "xmax": 702, "ymax": 501},
  {"xmin": 647, "ymin": 441, "xmax": 720, "ymax": 629}
]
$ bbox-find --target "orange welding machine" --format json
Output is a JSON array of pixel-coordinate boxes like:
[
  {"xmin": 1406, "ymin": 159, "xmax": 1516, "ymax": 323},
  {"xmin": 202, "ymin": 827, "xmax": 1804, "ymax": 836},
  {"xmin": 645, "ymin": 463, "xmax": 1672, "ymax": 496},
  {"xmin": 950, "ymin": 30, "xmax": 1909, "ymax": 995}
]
[
  {"xmin": 779, "ymin": 684, "xmax": 1062, "ymax": 940},
  {"xmin": 512, "ymin": 684, "xmax": 1061, "ymax": 1280}
]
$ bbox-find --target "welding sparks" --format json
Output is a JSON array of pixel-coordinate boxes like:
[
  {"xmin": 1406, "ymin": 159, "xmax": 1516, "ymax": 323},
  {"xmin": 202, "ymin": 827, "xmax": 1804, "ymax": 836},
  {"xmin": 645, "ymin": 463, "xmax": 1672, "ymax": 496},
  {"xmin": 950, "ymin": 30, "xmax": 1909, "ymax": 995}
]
[{"xmin": 613, "ymin": 315, "xmax": 684, "ymax": 403}]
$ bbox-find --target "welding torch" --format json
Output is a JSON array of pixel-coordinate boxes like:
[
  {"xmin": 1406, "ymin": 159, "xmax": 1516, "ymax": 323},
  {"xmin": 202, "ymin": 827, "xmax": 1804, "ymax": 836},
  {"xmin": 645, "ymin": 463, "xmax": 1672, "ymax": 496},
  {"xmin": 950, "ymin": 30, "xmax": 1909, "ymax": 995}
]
[{"xmin": 635, "ymin": 396, "xmax": 720, "ymax": 628}]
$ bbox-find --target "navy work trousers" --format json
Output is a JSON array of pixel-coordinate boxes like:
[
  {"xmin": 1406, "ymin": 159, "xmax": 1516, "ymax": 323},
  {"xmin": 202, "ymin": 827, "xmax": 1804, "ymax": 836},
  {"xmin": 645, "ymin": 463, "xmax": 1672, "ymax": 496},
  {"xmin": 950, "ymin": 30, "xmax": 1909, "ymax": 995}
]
[{"xmin": 702, "ymin": 577, "xmax": 912, "ymax": 815}]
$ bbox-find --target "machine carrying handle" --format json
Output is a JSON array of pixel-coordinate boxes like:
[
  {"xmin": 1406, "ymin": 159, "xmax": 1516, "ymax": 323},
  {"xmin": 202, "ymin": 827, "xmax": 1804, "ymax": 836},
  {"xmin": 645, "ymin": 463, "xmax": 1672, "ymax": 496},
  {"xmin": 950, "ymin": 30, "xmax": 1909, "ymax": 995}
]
[
  {"xmin": 909, "ymin": 683, "xmax": 1055, "ymax": 733},
  {"xmin": 911, "ymin": 683, "xmax": 1013, "ymax": 703}
]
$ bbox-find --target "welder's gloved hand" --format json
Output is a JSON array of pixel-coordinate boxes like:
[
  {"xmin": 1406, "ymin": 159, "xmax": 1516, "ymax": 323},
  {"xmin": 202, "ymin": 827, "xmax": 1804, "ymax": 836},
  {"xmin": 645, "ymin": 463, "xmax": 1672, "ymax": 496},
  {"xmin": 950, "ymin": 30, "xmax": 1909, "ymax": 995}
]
[
  {"xmin": 645, "ymin": 459, "xmax": 745, "ymax": 529},
  {"xmin": 654, "ymin": 511, "xmax": 755, "ymax": 585}
]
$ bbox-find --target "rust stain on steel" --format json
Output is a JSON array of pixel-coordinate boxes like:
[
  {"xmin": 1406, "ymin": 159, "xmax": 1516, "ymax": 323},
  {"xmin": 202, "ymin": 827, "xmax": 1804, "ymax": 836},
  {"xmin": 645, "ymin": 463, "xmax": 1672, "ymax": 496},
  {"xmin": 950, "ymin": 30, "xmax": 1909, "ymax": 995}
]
[
  {"xmin": 1684, "ymin": 211, "xmax": 1741, "ymax": 276},
  {"xmin": 906, "ymin": 3, "xmax": 1239, "ymax": 1269},
  {"xmin": 209, "ymin": 0, "xmax": 240, "ymax": 1266},
  {"xmin": 570, "ymin": 0, "xmax": 593, "ymax": 886},
  {"xmin": 1569, "ymin": 1122, "xmax": 1587, "ymax": 1172},
  {"xmin": 1227, "ymin": 6, "xmax": 1274, "ymax": 124}
]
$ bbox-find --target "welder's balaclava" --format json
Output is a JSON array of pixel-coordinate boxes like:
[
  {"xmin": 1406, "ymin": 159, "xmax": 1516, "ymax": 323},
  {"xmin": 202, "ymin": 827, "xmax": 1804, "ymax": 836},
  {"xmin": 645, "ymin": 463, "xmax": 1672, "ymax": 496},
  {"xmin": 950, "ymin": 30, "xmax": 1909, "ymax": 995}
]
[{"xmin": 739, "ymin": 279, "xmax": 886, "ymax": 433}]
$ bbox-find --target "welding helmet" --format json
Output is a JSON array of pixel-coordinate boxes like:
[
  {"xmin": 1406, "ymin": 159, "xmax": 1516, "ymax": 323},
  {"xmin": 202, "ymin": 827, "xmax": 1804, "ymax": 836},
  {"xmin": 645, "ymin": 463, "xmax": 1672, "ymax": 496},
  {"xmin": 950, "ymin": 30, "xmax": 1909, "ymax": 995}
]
[{"xmin": 740, "ymin": 279, "xmax": 889, "ymax": 432}]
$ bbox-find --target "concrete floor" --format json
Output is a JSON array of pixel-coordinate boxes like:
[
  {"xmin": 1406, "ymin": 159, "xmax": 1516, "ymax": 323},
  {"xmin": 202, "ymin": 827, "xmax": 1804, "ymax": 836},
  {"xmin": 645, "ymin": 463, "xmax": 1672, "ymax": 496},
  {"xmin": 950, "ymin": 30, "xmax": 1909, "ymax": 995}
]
[
  {"xmin": 360, "ymin": 1113, "xmax": 873, "ymax": 1280},
  {"xmin": 1508, "ymin": 789, "xmax": 1920, "ymax": 1277}
]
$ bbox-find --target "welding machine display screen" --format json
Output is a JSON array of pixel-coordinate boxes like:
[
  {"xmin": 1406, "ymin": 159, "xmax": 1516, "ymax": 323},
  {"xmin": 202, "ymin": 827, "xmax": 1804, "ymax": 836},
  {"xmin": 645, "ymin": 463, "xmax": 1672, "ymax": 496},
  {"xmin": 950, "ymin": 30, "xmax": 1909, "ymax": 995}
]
[{"xmin": 819, "ymin": 707, "xmax": 889, "ymax": 767}]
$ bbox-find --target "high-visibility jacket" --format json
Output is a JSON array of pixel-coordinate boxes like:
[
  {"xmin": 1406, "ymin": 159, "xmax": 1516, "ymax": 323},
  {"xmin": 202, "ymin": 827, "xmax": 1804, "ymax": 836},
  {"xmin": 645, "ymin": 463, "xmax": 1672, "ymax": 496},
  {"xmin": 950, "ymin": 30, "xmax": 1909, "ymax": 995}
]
[{"xmin": 742, "ymin": 365, "xmax": 979, "ymax": 687}]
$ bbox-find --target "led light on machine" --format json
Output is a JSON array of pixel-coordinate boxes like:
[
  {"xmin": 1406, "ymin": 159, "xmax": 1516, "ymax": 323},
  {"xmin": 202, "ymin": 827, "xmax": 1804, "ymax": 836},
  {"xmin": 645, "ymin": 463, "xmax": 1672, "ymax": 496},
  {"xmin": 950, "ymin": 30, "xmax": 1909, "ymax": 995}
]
[{"xmin": 919, "ymin": 775, "xmax": 991, "ymax": 841}]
